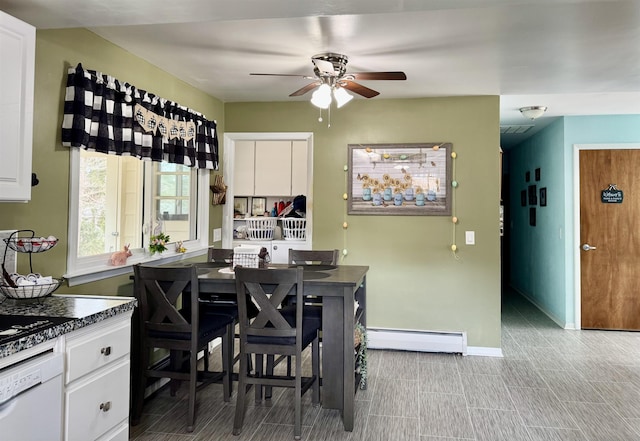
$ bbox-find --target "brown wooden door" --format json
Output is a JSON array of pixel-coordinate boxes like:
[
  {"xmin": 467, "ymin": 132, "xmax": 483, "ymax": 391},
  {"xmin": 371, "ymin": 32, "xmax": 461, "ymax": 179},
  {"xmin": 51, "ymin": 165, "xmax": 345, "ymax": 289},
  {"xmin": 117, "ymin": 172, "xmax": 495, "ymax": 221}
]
[{"xmin": 580, "ymin": 149, "xmax": 640, "ymax": 330}]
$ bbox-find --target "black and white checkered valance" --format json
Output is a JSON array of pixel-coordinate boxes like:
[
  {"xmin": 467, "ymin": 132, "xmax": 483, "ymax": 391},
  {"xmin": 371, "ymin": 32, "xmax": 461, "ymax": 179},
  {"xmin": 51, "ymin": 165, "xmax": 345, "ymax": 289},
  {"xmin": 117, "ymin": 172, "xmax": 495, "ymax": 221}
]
[{"xmin": 61, "ymin": 63, "xmax": 218, "ymax": 169}]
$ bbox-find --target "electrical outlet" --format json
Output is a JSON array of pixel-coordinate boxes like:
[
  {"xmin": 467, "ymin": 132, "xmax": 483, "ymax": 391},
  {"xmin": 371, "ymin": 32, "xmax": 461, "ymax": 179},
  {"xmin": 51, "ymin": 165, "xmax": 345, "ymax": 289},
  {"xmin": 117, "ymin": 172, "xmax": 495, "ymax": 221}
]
[
  {"xmin": 465, "ymin": 231, "xmax": 475, "ymax": 245},
  {"xmin": 213, "ymin": 228, "xmax": 222, "ymax": 242}
]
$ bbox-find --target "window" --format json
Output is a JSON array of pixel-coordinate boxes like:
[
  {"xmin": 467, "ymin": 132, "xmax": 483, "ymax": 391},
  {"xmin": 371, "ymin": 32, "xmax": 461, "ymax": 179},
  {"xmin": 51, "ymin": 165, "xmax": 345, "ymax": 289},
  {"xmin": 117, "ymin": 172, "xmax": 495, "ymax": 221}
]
[{"xmin": 66, "ymin": 149, "xmax": 209, "ymax": 285}]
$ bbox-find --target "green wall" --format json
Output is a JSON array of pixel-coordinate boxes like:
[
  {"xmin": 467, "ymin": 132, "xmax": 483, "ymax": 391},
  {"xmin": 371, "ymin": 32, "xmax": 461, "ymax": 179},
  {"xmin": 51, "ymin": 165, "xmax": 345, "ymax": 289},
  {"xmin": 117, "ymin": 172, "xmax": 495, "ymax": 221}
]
[
  {"xmin": 0, "ymin": 28, "xmax": 502, "ymax": 348},
  {"xmin": 226, "ymin": 97, "xmax": 502, "ymax": 347},
  {"xmin": 0, "ymin": 28, "xmax": 224, "ymax": 296}
]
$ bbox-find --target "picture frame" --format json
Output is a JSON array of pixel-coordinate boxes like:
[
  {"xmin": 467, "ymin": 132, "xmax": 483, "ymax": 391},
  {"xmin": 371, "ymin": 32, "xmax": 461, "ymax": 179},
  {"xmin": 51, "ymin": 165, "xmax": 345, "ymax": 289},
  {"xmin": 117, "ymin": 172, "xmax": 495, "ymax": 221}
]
[
  {"xmin": 251, "ymin": 197, "xmax": 266, "ymax": 216},
  {"xmin": 347, "ymin": 143, "xmax": 452, "ymax": 215},
  {"xmin": 521, "ymin": 190, "xmax": 527, "ymax": 207},
  {"xmin": 233, "ymin": 197, "xmax": 248, "ymax": 216},
  {"xmin": 535, "ymin": 168, "xmax": 541, "ymax": 181},
  {"xmin": 525, "ymin": 171, "xmax": 531, "ymax": 182},
  {"xmin": 540, "ymin": 187, "xmax": 547, "ymax": 206},
  {"xmin": 528, "ymin": 184, "xmax": 537, "ymax": 205},
  {"xmin": 529, "ymin": 207, "xmax": 536, "ymax": 226}
]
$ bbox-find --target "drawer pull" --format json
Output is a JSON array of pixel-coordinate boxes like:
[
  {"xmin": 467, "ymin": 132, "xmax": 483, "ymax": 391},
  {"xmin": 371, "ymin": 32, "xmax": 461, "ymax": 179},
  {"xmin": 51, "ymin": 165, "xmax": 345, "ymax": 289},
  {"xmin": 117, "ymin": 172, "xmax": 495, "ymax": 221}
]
[
  {"xmin": 99, "ymin": 401, "xmax": 112, "ymax": 412},
  {"xmin": 100, "ymin": 346, "xmax": 112, "ymax": 356}
]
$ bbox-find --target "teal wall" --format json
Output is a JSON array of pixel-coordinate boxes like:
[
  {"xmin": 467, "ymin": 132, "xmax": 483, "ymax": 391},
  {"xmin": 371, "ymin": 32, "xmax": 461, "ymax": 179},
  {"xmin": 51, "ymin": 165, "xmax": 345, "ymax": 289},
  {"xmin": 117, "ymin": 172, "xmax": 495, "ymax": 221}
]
[{"xmin": 508, "ymin": 115, "xmax": 640, "ymax": 328}]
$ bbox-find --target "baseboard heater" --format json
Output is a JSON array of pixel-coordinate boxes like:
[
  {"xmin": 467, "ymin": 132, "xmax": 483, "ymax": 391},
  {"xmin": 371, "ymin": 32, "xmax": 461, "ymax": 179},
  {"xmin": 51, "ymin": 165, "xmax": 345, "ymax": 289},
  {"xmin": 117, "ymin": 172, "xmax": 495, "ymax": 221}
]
[{"xmin": 367, "ymin": 327, "xmax": 467, "ymax": 355}]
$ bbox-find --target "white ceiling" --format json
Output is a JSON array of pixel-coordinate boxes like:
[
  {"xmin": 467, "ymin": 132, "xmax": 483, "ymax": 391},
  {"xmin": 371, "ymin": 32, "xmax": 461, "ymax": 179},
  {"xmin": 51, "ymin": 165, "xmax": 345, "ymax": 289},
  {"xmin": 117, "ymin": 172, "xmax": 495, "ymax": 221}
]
[{"xmin": 2, "ymin": 0, "xmax": 640, "ymax": 148}]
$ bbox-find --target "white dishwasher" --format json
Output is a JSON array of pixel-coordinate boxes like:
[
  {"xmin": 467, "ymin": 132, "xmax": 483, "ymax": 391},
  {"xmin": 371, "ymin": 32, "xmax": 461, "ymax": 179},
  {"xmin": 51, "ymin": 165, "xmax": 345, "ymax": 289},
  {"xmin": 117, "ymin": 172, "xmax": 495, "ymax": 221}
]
[{"xmin": 0, "ymin": 351, "xmax": 64, "ymax": 441}]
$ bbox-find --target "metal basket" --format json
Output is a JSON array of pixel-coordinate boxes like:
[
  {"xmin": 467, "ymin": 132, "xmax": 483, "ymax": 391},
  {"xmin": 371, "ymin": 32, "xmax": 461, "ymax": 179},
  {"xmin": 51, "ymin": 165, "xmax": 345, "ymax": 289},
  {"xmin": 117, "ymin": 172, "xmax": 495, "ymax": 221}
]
[
  {"xmin": 245, "ymin": 217, "xmax": 277, "ymax": 240},
  {"xmin": 4, "ymin": 237, "xmax": 58, "ymax": 253},
  {"xmin": 282, "ymin": 218, "xmax": 306, "ymax": 240},
  {"xmin": 0, "ymin": 279, "xmax": 60, "ymax": 299}
]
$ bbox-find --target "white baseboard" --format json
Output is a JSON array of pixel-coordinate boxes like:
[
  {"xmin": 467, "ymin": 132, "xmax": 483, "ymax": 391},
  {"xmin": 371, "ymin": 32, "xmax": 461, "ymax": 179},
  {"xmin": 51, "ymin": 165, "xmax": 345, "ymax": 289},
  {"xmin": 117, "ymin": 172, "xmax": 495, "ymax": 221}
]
[
  {"xmin": 367, "ymin": 327, "xmax": 468, "ymax": 355},
  {"xmin": 467, "ymin": 346, "xmax": 503, "ymax": 357}
]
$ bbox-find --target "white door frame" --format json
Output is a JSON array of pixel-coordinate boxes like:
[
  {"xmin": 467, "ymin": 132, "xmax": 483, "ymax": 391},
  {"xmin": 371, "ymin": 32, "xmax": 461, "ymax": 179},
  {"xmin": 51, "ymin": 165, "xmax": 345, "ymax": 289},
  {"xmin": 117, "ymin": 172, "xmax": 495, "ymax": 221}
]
[
  {"xmin": 222, "ymin": 132, "xmax": 314, "ymax": 249},
  {"xmin": 572, "ymin": 143, "xmax": 640, "ymax": 330}
]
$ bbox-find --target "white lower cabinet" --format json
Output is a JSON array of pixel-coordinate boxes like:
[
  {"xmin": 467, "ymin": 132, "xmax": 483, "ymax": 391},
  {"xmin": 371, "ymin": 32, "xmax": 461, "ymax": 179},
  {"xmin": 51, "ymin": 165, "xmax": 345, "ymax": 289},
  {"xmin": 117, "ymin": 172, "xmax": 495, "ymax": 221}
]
[
  {"xmin": 233, "ymin": 239, "xmax": 309, "ymax": 264},
  {"xmin": 63, "ymin": 314, "xmax": 132, "ymax": 441},
  {"xmin": 271, "ymin": 240, "xmax": 308, "ymax": 263}
]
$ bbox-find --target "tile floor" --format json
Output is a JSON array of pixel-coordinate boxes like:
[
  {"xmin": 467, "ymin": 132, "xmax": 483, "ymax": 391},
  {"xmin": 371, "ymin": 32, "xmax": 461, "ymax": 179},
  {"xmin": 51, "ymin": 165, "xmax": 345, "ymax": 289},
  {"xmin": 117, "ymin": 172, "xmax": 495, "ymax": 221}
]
[{"xmin": 129, "ymin": 291, "xmax": 640, "ymax": 440}]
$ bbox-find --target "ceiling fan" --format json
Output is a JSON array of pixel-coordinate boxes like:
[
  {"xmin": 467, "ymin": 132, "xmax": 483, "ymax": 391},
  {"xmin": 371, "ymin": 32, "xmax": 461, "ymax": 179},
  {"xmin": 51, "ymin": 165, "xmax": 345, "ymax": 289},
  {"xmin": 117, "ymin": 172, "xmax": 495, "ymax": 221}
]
[{"xmin": 250, "ymin": 53, "xmax": 407, "ymax": 104}]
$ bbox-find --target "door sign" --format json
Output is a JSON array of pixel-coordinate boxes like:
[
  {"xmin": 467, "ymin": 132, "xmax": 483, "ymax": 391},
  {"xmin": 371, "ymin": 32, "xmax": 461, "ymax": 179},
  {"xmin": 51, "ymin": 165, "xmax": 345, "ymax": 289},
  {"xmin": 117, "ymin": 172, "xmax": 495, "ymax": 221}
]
[{"xmin": 601, "ymin": 184, "xmax": 623, "ymax": 203}]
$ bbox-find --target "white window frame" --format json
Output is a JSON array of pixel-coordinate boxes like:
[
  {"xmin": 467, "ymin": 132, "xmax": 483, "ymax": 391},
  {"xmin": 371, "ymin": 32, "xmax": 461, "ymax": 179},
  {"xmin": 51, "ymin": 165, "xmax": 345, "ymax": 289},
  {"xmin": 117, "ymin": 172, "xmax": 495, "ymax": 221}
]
[{"xmin": 64, "ymin": 148, "xmax": 210, "ymax": 286}]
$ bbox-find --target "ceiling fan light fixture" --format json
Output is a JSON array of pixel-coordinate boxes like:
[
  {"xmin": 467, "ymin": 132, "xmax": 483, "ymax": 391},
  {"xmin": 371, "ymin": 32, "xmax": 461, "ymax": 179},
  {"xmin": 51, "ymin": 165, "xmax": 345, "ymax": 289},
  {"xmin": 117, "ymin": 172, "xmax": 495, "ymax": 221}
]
[
  {"xmin": 519, "ymin": 106, "xmax": 547, "ymax": 120},
  {"xmin": 311, "ymin": 84, "xmax": 332, "ymax": 109},
  {"xmin": 333, "ymin": 86, "xmax": 353, "ymax": 108}
]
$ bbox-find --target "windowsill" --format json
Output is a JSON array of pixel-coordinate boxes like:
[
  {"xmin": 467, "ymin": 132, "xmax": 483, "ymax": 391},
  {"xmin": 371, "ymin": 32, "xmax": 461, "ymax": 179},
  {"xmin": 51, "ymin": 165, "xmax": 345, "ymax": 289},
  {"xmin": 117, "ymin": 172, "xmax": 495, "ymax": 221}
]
[{"xmin": 63, "ymin": 245, "xmax": 208, "ymax": 286}]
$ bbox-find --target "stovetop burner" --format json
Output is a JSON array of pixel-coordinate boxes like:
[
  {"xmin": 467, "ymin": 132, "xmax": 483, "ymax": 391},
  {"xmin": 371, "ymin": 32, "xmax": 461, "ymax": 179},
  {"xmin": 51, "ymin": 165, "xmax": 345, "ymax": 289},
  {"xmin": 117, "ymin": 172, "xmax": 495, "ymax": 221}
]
[{"xmin": 0, "ymin": 315, "xmax": 73, "ymax": 344}]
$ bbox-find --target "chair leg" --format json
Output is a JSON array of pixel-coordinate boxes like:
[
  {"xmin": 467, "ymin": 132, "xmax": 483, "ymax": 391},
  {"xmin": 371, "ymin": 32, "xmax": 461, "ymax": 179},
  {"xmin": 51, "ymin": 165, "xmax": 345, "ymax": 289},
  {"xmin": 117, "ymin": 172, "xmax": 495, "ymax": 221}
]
[
  {"xmin": 265, "ymin": 354, "xmax": 275, "ymax": 400},
  {"xmin": 312, "ymin": 335, "xmax": 320, "ymax": 406},
  {"xmin": 294, "ymin": 350, "xmax": 302, "ymax": 440},
  {"xmin": 233, "ymin": 346, "xmax": 249, "ymax": 436},
  {"xmin": 131, "ymin": 345, "xmax": 150, "ymax": 425},
  {"xmin": 169, "ymin": 350, "xmax": 181, "ymax": 396},
  {"xmin": 186, "ymin": 349, "xmax": 198, "ymax": 432},
  {"xmin": 222, "ymin": 324, "xmax": 232, "ymax": 401},
  {"xmin": 254, "ymin": 354, "xmax": 264, "ymax": 403}
]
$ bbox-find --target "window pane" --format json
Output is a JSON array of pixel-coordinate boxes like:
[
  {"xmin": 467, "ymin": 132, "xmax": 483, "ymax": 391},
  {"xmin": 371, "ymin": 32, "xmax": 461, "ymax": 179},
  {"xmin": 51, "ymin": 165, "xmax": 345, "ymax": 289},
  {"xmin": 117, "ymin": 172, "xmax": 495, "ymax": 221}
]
[
  {"xmin": 78, "ymin": 151, "xmax": 143, "ymax": 256},
  {"xmin": 78, "ymin": 154, "xmax": 107, "ymax": 257},
  {"xmin": 153, "ymin": 163, "xmax": 193, "ymax": 242}
]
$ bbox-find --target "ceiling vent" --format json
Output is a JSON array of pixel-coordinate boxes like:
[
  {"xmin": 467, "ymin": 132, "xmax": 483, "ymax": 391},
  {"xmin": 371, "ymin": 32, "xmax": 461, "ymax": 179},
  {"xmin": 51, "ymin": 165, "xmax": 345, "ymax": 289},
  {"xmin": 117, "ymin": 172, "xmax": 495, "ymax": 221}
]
[{"xmin": 500, "ymin": 125, "xmax": 534, "ymax": 134}]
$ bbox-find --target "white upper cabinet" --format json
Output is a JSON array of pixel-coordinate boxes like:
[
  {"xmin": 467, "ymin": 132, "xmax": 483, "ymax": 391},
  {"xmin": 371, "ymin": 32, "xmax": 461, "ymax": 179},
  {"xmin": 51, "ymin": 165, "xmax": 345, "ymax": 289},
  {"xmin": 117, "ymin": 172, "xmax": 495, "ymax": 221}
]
[
  {"xmin": 255, "ymin": 140, "xmax": 293, "ymax": 196},
  {"xmin": 233, "ymin": 140, "xmax": 256, "ymax": 196},
  {"xmin": 234, "ymin": 140, "xmax": 309, "ymax": 197},
  {"xmin": 0, "ymin": 11, "xmax": 35, "ymax": 202},
  {"xmin": 291, "ymin": 140, "xmax": 308, "ymax": 196}
]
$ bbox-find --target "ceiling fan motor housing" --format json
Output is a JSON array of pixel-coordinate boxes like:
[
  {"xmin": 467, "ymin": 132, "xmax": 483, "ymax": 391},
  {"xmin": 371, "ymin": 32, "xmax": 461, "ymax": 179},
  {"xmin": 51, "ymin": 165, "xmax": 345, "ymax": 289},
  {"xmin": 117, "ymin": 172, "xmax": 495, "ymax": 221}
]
[{"xmin": 312, "ymin": 52, "xmax": 349, "ymax": 79}]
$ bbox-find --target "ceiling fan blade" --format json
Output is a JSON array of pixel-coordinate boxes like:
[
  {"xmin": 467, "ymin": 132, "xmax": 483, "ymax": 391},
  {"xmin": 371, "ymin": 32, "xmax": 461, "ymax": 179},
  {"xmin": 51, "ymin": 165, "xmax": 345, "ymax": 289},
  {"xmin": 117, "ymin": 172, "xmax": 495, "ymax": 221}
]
[
  {"xmin": 289, "ymin": 82, "xmax": 320, "ymax": 97},
  {"xmin": 341, "ymin": 81, "xmax": 380, "ymax": 98},
  {"xmin": 250, "ymin": 73, "xmax": 314, "ymax": 79},
  {"xmin": 349, "ymin": 71, "xmax": 407, "ymax": 81},
  {"xmin": 312, "ymin": 58, "xmax": 336, "ymax": 75}
]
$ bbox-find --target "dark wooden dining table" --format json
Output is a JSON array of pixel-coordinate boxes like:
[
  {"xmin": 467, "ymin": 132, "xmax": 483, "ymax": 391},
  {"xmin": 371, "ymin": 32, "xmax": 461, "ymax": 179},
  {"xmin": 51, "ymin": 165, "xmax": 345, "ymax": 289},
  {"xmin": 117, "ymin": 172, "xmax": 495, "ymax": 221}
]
[{"xmin": 197, "ymin": 263, "xmax": 368, "ymax": 432}]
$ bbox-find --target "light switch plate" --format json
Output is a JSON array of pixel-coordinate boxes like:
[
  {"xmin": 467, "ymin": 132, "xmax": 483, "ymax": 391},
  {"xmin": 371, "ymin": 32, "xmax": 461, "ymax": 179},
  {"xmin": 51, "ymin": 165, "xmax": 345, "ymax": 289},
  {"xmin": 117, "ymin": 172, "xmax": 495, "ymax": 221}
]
[
  {"xmin": 213, "ymin": 228, "xmax": 222, "ymax": 242},
  {"xmin": 465, "ymin": 231, "xmax": 475, "ymax": 245}
]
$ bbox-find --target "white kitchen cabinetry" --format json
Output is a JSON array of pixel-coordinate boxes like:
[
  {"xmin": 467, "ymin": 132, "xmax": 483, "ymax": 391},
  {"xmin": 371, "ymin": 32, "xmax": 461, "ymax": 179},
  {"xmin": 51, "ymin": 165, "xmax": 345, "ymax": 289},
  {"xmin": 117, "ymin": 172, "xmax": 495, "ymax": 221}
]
[
  {"xmin": 291, "ymin": 140, "xmax": 308, "ymax": 196},
  {"xmin": 63, "ymin": 315, "xmax": 132, "ymax": 441},
  {"xmin": 271, "ymin": 240, "xmax": 309, "ymax": 263},
  {"xmin": 233, "ymin": 140, "xmax": 308, "ymax": 196},
  {"xmin": 233, "ymin": 239, "xmax": 309, "ymax": 264},
  {"xmin": 0, "ymin": 11, "xmax": 35, "ymax": 202},
  {"xmin": 255, "ymin": 140, "xmax": 293, "ymax": 196},
  {"xmin": 233, "ymin": 140, "xmax": 256, "ymax": 196}
]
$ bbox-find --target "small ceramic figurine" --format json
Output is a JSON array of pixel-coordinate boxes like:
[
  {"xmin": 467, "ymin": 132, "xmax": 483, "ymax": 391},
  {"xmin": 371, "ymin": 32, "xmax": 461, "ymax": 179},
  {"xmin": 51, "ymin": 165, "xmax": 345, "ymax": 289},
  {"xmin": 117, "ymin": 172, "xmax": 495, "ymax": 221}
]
[{"xmin": 109, "ymin": 244, "xmax": 132, "ymax": 266}]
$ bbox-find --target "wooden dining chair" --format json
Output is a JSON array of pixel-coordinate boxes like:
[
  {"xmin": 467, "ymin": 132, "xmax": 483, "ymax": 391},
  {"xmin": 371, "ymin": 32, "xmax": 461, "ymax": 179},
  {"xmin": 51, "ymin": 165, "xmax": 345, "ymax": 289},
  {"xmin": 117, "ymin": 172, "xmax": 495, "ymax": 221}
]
[
  {"xmin": 288, "ymin": 249, "xmax": 340, "ymax": 266},
  {"xmin": 133, "ymin": 264, "xmax": 235, "ymax": 432},
  {"xmin": 276, "ymin": 249, "xmax": 339, "ymax": 376},
  {"xmin": 233, "ymin": 266, "xmax": 320, "ymax": 440}
]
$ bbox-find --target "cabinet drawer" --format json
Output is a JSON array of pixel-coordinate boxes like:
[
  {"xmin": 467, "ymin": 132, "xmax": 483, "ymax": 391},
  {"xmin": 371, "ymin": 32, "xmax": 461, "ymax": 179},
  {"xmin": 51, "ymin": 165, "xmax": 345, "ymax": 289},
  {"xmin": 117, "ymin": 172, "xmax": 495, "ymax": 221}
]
[
  {"xmin": 65, "ymin": 360, "xmax": 130, "ymax": 441},
  {"xmin": 96, "ymin": 421, "xmax": 129, "ymax": 441},
  {"xmin": 66, "ymin": 317, "xmax": 131, "ymax": 383}
]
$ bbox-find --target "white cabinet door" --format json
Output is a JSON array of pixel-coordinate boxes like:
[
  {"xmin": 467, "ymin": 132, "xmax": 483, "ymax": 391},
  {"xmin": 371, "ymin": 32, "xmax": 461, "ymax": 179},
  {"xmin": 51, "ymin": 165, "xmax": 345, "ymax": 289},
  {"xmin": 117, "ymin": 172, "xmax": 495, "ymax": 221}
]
[
  {"xmin": 233, "ymin": 140, "xmax": 255, "ymax": 195},
  {"xmin": 254, "ymin": 140, "xmax": 292, "ymax": 196},
  {"xmin": 271, "ymin": 240, "xmax": 309, "ymax": 264},
  {"xmin": 0, "ymin": 11, "xmax": 35, "ymax": 202},
  {"xmin": 291, "ymin": 140, "xmax": 308, "ymax": 196}
]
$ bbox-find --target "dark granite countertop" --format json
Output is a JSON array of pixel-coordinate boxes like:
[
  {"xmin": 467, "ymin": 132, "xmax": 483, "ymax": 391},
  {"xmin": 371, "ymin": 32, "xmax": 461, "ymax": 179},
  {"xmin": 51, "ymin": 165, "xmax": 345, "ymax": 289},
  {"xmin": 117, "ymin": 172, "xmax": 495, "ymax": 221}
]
[{"xmin": 0, "ymin": 294, "xmax": 136, "ymax": 359}]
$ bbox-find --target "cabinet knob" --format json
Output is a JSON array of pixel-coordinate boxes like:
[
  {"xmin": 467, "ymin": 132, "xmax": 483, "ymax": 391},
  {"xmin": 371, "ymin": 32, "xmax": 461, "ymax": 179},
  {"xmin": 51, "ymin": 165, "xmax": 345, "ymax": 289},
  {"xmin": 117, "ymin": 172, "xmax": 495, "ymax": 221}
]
[
  {"xmin": 99, "ymin": 401, "xmax": 112, "ymax": 412},
  {"xmin": 101, "ymin": 346, "xmax": 112, "ymax": 356}
]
